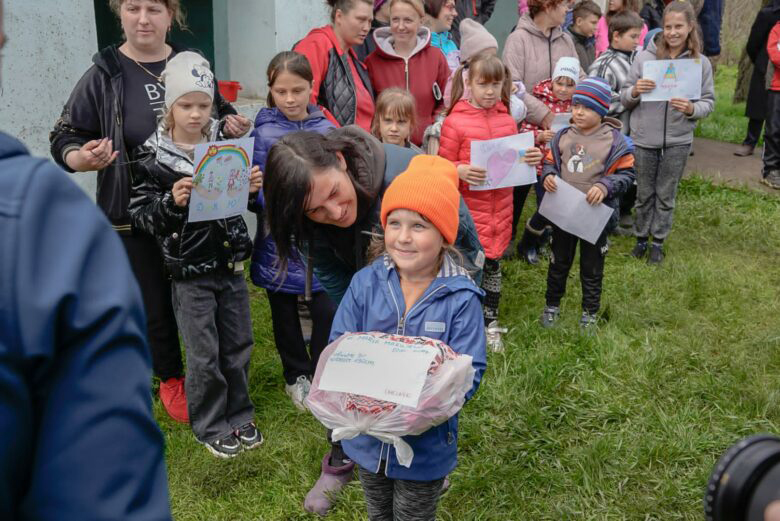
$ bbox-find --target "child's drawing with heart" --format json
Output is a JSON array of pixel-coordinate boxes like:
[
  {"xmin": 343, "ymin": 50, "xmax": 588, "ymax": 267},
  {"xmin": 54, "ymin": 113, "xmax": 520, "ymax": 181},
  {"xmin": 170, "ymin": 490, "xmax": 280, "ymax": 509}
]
[{"xmin": 486, "ymin": 148, "xmax": 521, "ymax": 188}]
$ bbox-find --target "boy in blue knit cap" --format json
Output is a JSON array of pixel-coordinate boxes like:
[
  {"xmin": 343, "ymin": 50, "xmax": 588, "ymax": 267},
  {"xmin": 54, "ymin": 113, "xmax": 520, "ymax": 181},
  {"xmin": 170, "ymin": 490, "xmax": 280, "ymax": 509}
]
[{"xmin": 539, "ymin": 77, "xmax": 636, "ymax": 330}]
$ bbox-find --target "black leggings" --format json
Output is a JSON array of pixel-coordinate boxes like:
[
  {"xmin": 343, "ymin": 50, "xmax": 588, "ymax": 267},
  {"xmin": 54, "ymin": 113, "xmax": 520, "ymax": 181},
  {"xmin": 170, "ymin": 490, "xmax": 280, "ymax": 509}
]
[
  {"xmin": 357, "ymin": 463, "xmax": 444, "ymax": 521},
  {"xmin": 266, "ymin": 290, "xmax": 336, "ymax": 385},
  {"xmin": 120, "ymin": 232, "xmax": 183, "ymax": 381}
]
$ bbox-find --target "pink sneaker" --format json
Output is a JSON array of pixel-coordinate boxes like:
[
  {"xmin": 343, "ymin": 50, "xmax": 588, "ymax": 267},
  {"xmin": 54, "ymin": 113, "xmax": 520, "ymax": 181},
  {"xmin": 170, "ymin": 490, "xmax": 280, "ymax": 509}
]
[
  {"xmin": 159, "ymin": 377, "xmax": 189, "ymax": 423},
  {"xmin": 303, "ymin": 453, "xmax": 355, "ymax": 516}
]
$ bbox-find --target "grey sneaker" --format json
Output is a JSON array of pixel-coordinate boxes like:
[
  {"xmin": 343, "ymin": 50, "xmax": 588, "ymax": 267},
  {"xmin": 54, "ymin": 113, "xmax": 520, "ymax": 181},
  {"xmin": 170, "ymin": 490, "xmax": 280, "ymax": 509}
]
[
  {"xmin": 648, "ymin": 243, "xmax": 664, "ymax": 265},
  {"xmin": 540, "ymin": 306, "xmax": 560, "ymax": 328},
  {"xmin": 762, "ymin": 169, "xmax": 780, "ymax": 189},
  {"xmin": 203, "ymin": 433, "xmax": 242, "ymax": 459},
  {"xmin": 285, "ymin": 375, "xmax": 311, "ymax": 411},
  {"xmin": 236, "ymin": 422, "xmax": 264, "ymax": 450},
  {"xmin": 579, "ymin": 311, "xmax": 599, "ymax": 330},
  {"xmin": 486, "ymin": 321, "xmax": 508, "ymax": 353}
]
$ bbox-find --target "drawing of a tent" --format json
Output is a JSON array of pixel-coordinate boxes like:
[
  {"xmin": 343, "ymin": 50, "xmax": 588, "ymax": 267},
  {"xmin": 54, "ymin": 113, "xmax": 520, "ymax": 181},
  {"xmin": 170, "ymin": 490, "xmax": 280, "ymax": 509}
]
[{"xmin": 664, "ymin": 63, "xmax": 677, "ymax": 81}]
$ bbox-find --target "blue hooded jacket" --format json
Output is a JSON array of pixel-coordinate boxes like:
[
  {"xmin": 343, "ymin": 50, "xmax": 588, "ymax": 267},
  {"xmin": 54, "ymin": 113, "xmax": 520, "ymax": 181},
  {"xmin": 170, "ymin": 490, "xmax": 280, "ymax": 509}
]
[
  {"xmin": 0, "ymin": 133, "xmax": 171, "ymax": 520},
  {"xmin": 249, "ymin": 105, "xmax": 334, "ymax": 293},
  {"xmin": 330, "ymin": 254, "xmax": 487, "ymax": 481}
]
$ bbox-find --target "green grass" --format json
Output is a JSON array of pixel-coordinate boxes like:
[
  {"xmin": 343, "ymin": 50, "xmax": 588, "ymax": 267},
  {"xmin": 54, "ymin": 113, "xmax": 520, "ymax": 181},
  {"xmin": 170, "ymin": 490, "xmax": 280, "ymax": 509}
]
[
  {"xmin": 159, "ymin": 177, "xmax": 780, "ymax": 520},
  {"xmin": 694, "ymin": 65, "xmax": 756, "ymax": 145}
]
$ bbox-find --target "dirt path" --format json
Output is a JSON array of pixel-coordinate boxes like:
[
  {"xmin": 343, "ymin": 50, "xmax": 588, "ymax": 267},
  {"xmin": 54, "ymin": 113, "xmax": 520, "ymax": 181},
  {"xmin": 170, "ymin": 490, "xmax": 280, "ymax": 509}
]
[{"xmin": 686, "ymin": 137, "xmax": 776, "ymax": 194}]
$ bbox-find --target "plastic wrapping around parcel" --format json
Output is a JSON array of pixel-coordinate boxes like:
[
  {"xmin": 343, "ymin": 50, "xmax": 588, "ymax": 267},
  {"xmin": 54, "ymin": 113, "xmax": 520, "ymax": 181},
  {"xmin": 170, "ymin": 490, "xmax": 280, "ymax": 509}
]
[{"xmin": 306, "ymin": 332, "xmax": 475, "ymax": 467}]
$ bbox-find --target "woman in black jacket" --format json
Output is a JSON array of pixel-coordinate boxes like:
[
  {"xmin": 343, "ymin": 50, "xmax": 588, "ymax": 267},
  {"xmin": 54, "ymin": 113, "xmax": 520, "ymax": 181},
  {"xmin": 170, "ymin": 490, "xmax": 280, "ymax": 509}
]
[
  {"xmin": 735, "ymin": 0, "xmax": 780, "ymax": 157},
  {"xmin": 49, "ymin": 0, "xmax": 251, "ymax": 424}
]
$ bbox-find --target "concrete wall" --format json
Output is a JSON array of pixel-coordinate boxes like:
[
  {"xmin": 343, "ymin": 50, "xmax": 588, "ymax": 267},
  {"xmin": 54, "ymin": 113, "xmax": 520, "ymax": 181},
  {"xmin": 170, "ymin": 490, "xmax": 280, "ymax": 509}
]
[{"xmin": 0, "ymin": 0, "xmax": 99, "ymax": 195}]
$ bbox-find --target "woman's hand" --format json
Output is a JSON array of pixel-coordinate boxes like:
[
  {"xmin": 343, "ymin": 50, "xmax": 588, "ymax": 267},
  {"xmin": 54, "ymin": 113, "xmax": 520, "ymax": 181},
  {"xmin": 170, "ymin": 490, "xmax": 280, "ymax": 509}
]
[
  {"xmin": 543, "ymin": 175, "xmax": 557, "ymax": 193},
  {"xmin": 631, "ymin": 78, "xmax": 657, "ymax": 97},
  {"xmin": 538, "ymin": 130, "xmax": 555, "ymax": 144},
  {"xmin": 457, "ymin": 164, "xmax": 487, "ymax": 186},
  {"xmin": 65, "ymin": 138, "xmax": 119, "ymax": 172},
  {"xmin": 586, "ymin": 185, "xmax": 606, "ymax": 205},
  {"xmin": 523, "ymin": 147, "xmax": 543, "ymax": 166},
  {"xmin": 670, "ymin": 98, "xmax": 694, "ymax": 116},
  {"xmin": 248, "ymin": 165, "xmax": 263, "ymax": 194},
  {"xmin": 172, "ymin": 177, "xmax": 193, "ymax": 207},
  {"xmin": 223, "ymin": 114, "xmax": 252, "ymax": 138}
]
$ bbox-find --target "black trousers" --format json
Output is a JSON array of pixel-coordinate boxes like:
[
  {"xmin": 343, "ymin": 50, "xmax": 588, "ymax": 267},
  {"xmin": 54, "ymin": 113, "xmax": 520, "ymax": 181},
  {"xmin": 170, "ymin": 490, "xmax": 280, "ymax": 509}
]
[
  {"xmin": 545, "ymin": 227, "xmax": 607, "ymax": 314},
  {"xmin": 743, "ymin": 117, "xmax": 764, "ymax": 147},
  {"xmin": 763, "ymin": 91, "xmax": 780, "ymax": 173},
  {"xmin": 120, "ymin": 232, "xmax": 183, "ymax": 381},
  {"xmin": 620, "ymin": 183, "xmax": 637, "ymax": 217},
  {"xmin": 266, "ymin": 290, "xmax": 336, "ymax": 385}
]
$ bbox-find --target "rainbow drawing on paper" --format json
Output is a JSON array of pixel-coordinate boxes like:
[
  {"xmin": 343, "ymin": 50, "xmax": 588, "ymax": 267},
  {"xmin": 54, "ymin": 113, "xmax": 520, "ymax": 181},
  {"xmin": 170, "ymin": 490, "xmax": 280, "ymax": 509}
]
[{"xmin": 188, "ymin": 137, "xmax": 255, "ymax": 223}]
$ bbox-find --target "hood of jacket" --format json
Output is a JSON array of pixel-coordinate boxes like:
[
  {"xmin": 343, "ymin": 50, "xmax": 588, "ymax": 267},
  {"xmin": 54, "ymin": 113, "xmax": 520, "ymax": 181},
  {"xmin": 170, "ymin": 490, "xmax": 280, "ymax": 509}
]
[
  {"xmin": 372, "ymin": 26, "xmax": 432, "ymax": 60},
  {"xmin": 0, "ymin": 132, "xmax": 29, "ymax": 162},
  {"xmin": 532, "ymin": 78, "xmax": 567, "ymax": 106},
  {"xmin": 139, "ymin": 118, "xmax": 220, "ymax": 184},
  {"xmin": 253, "ymin": 104, "xmax": 328, "ymax": 128},
  {"xmin": 516, "ymin": 13, "xmax": 570, "ymax": 43}
]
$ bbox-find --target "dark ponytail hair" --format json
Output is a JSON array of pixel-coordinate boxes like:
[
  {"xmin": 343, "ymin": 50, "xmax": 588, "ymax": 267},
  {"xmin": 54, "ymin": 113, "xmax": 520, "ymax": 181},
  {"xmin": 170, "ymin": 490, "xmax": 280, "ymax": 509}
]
[
  {"xmin": 264, "ymin": 131, "xmax": 373, "ymax": 275},
  {"xmin": 448, "ymin": 51, "xmax": 511, "ymax": 113},
  {"xmin": 326, "ymin": 0, "xmax": 374, "ymax": 22},
  {"xmin": 266, "ymin": 51, "xmax": 314, "ymax": 108}
]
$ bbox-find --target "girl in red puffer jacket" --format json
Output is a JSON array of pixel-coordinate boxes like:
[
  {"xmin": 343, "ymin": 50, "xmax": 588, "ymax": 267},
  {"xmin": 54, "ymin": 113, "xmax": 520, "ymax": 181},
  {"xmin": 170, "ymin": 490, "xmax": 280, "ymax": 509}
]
[{"xmin": 439, "ymin": 52, "xmax": 541, "ymax": 347}]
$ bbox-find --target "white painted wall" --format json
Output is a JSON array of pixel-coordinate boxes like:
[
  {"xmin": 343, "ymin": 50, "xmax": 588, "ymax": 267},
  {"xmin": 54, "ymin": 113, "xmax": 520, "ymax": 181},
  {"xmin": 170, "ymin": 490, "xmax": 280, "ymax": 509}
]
[{"xmin": 0, "ymin": 0, "xmax": 99, "ymax": 195}]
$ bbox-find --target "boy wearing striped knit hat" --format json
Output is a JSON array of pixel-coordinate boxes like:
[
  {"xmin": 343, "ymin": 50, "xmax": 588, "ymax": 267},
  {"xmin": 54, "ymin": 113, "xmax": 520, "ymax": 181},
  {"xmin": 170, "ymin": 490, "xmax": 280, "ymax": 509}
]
[{"xmin": 539, "ymin": 77, "xmax": 636, "ymax": 330}]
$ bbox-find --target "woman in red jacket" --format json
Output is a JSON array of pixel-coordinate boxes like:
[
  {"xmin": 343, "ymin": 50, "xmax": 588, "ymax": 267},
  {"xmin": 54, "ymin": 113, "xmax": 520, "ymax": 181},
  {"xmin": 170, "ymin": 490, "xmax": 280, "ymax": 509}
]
[
  {"xmin": 295, "ymin": 0, "xmax": 376, "ymax": 130},
  {"xmin": 366, "ymin": 0, "xmax": 450, "ymax": 145},
  {"xmin": 439, "ymin": 52, "xmax": 541, "ymax": 349}
]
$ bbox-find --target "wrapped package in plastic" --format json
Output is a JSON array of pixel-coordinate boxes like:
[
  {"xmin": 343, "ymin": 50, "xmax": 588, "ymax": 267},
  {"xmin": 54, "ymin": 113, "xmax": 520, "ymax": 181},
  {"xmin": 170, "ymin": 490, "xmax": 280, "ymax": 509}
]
[{"xmin": 305, "ymin": 332, "xmax": 475, "ymax": 467}]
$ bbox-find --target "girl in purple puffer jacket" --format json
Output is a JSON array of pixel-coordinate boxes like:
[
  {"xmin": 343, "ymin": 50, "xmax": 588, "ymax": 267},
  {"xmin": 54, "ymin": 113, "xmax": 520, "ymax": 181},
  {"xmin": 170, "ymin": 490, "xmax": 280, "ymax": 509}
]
[{"xmin": 249, "ymin": 51, "xmax": 336, "ymax": 410}]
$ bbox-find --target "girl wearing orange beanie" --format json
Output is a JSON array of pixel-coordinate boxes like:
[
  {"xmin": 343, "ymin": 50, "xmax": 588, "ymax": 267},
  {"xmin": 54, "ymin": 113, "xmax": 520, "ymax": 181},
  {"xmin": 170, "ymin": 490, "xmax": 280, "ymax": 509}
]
[{"xmin": 329, "ymin": 154, "xmax": 487, "ymax": 520}]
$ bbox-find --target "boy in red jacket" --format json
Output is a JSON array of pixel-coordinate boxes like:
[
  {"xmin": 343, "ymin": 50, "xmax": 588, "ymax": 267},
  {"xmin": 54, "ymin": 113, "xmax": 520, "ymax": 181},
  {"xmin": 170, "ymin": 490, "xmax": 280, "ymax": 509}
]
[{"xmin": 763, "ymin": 20, "xmax": 780, "ymax": 189}]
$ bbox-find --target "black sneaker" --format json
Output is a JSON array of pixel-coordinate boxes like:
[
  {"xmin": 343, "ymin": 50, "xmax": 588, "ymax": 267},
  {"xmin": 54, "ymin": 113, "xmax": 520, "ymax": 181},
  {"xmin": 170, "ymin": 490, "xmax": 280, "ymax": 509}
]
[
  {"xmin": 203, "ymin": 433, "xmax": 242, "ymax": 459},
  {"xmin": 540, "ymin": 306, "xmax": 560, "ymax": 328},
  {"xmin": 631, "ymin": 241, "xmax": 648, "ymax": 259},
  {"xmin": 236, "ymin": 422, "xmax": 264, "ymax": 449},
  {"xmin": 648, "ymin": 243, "xmax": 664, "ymax": 265}
]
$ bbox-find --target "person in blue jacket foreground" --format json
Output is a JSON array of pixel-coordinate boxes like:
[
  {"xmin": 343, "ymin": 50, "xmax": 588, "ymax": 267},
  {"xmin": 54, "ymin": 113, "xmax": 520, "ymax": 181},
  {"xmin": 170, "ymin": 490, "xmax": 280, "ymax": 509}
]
[
  {"xmin": 0, "ymin": 4, "xmax": 170, "ymax": 512},
  {"xmin": 329, "ymin": 155, "xmax": 487, "ymax": 521}
]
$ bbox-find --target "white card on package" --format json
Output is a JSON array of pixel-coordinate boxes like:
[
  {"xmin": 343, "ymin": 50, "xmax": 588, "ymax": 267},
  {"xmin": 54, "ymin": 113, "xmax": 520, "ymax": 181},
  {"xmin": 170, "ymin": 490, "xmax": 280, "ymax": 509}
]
[
  {"xmin": 641, "ymin": 59, "xmax": 702, "ymax": 102},
  {"xmin": 188, "ymin": 137, "xmax": 254, "ymax": 223},
  {"xmin": 538, "ymin": 177, "xmax": 614, "ymax": 244},
  {"xmin": 317, "ymin": 334, "xmax": 438, "ymax": 408},
  {"xmin": 469, "ymin": 132, "xmax": 536, "ymax": 191}
]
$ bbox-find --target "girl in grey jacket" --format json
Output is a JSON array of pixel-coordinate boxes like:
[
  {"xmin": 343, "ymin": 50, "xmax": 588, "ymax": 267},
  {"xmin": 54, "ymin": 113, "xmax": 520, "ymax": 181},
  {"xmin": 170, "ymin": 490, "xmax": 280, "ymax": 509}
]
[{"xmin": 620, "ymin": 1, "xmax": 714, "ymax": 264}]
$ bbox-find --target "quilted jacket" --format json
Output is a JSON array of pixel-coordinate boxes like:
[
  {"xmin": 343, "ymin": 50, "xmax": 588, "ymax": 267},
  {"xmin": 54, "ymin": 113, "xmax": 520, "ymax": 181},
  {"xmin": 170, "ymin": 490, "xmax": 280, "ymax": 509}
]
[
  {"xmin": 366, "ymin": 27, "xmax": 450, "ymax": 146},
  {"xmin": 439, "ymin": 99, "xmax": 517, "ymax": 260},
  {"xmin": 249, "ymin": 105, "xmax": 334, "ymax": 293},
  {"xmin": 128, "ymin": 120, "xmax": 253, "ymax": 281},
  {"xmin": 295, "ymin": 25, "xmax": 375, "ymax": 129}
]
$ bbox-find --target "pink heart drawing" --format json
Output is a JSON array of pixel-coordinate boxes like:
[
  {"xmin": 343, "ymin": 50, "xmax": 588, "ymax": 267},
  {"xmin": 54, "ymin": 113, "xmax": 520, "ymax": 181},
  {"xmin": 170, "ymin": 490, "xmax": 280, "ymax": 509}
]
[{"xmin": 486, "ymin": 149, "xmax": 518, "ymax": 187}]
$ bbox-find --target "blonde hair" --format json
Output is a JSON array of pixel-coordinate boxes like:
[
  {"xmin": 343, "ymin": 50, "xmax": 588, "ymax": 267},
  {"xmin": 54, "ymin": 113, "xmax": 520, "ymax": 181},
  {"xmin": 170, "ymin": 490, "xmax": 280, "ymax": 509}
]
[
  {"xmin": 448, "ymin": 51, "xmax": 511, "ymax": 113},
  {"xmin": 371, "ymin": 88, "xmax": 418, "ymax": 142},
  {"xmin": 389, "ymin": 0, "xmax": 425, "ymax": 18},
  {"xmin": 109, "ymin": 0, "xmax": 188, "ymax": 31},
  {"xmin": 655, "ymin": 1, "xmax": 701, "ymax": 59}
]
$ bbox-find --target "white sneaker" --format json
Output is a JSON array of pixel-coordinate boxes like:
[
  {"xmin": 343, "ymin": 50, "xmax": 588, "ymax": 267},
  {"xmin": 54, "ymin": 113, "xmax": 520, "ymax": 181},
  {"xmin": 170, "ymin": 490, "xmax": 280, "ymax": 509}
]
[
  {"xmin": 486, "ymin": 321, "xmax": 508, "ymax": 353},
  {"xmin": 285, "ymin": 375, "xmax": 311, "ymax": 411}
]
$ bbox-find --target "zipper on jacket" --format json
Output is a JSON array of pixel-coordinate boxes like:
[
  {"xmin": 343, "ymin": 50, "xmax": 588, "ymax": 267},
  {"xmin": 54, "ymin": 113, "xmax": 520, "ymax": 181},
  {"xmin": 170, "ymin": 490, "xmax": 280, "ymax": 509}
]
[
  {"xmin": 662, "ymin": 101, "xmax": 668, "ymax": 156},
  {"xmin": 405, "ymin": 59, "xmax": 410, "ymax": 91}
]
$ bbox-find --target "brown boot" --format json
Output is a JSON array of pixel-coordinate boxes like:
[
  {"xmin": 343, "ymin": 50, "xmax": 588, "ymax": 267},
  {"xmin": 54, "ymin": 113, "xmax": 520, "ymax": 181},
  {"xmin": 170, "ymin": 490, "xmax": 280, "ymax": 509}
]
[{"xmin": 734, "ymin": 144, "xmax": 755, "ymax": 157}]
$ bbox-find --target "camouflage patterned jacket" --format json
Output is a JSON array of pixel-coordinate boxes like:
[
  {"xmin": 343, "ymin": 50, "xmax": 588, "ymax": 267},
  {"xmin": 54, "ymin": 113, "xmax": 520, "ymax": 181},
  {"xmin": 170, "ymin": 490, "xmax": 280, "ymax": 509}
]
[{"xmin": 128, "ymin": 119, "xmax": 253, "ymax": 281}]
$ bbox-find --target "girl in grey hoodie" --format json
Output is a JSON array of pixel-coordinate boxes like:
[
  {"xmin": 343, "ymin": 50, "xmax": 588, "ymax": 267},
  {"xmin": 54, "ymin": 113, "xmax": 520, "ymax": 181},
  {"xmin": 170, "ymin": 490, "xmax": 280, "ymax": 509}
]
[{"xmin": 620, "ymin": 1, "xmax": 714, "ymax": 265}]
